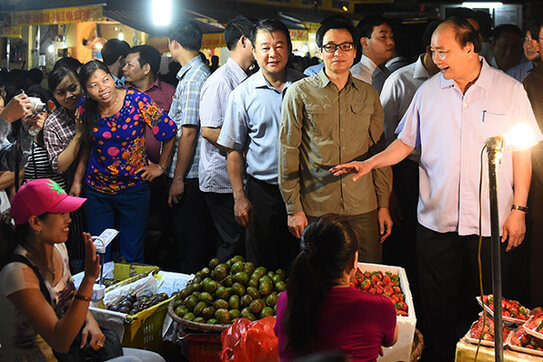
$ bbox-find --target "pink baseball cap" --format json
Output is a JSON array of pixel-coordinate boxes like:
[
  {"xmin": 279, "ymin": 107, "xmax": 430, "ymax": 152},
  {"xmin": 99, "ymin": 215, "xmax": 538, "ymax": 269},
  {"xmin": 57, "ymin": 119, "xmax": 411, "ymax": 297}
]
[{"xmin": 10, "ymin": 179, "xmax": 87, "ymax": 225}]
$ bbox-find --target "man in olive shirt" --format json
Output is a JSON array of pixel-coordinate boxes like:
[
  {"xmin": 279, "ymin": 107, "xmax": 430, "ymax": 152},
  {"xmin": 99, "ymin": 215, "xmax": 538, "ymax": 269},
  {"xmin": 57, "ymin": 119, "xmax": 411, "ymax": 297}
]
[{"xmin": 279, "ymin": 16, "xmax": 392, "ymax": 262}]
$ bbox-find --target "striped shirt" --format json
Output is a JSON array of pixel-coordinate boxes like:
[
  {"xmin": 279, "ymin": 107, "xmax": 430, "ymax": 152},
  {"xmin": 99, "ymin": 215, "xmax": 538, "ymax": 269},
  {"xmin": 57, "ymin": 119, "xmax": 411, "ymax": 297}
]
[
  {"xmin": 23, "ymin": 141, "xmax": 67, "ymax": 189},
  {"xmin": 199, "ymin": 57, "xmax": 248, "ymax": 193},
  {"xmin": 168, "ymin": 56, "xmax": 210, "ymax": 179}
]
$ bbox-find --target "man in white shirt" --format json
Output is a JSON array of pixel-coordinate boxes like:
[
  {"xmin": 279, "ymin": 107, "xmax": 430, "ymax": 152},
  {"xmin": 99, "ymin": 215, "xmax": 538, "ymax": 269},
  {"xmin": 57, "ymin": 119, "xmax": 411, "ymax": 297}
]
[
  {"xmin": 350, "ymin": 15, "xmax": 394, "ymax": 93},
  {"xmin": 199, "ymin": 15, "xmax": 256, "ymax": 262},
  {"xmin": 332, "ymin": 17, "xmax": 542, "ymax": 361}
]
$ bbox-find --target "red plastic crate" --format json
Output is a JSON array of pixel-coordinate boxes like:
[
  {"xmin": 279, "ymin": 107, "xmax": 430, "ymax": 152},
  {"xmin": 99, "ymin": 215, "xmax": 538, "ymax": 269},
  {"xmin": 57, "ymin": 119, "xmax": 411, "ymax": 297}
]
[{"xmin": 181, "ymin": 332, "xmax": 222, "ymax": 362}]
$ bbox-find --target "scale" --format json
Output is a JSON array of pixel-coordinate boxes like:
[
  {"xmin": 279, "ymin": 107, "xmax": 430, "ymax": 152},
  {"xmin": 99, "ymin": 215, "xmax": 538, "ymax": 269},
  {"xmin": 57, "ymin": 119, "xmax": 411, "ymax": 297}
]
[{"xmin": 91, "ymin": 228, "xmax": 119, "ymax": 303}]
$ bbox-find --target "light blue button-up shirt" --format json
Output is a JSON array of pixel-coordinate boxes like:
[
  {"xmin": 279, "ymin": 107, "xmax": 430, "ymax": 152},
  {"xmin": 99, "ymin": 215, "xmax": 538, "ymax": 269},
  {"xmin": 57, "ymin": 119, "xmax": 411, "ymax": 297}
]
[
  {"xmin": 506, "ymin": 61, "xmax": 535, "ymax": 83},
  {"xmin": 168, "ymin": 55, "xmax": 210, "ymax": 179},
  {"xmin": 217, "ymin": 68, "xmax": 305, "ymax": 185},
  {"xmin": 396, "ymin": 59, "xmax": 542, "ymax": 236},
  {"xmin": 199, "ymin": 58, "xmax": 248, "ymax": 193}
]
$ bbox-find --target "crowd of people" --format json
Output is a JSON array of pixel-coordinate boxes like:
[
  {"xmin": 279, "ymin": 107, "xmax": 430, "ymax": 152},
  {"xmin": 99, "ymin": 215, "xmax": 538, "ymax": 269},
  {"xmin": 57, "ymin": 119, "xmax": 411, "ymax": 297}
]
[{"xmin": 0, "ymin": 6, "xmax": 542, "ymax": 361}]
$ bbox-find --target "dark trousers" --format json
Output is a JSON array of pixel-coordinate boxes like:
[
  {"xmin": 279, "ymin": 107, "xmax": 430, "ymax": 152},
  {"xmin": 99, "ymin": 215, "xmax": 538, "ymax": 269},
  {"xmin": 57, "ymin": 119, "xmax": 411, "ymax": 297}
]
[
  {"xmin": 417, "ymin": 224, "xmax": 512, "ymax": 362},
  {"xmin": 85, "ymin": 183, "xmax": 150, "ymax": 263},
  {"xmin": 144, "ymin": 175, "xmax": 177, "ymax": 270},
  {"xmin": 528, "ymin": 167, "xmax": 543, "ymax": 306},
  {"xmin": 203, "ymin": 192, "xmax": 245, "ymax": 262},
  {"xmin": 309, "ymin": 210, "xmax": 381, "ymax": 263},
  {"xmin": 172, "ymin": 178, "xmax": 216, "ymax": 274},
  {"xmin": 245, "ymin": 176, "xmax": 300, "ymax": 273},
  {"xmin": 384, "ymin": 159, "xmax": 419, "ymax": 298}
]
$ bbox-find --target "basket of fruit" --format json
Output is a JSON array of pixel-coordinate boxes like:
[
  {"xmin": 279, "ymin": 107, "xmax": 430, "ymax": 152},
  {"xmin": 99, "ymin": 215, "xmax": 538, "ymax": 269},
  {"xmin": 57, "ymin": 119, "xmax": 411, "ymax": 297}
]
[{"xmin": 169, "ymin": 255, "xmax": 285, "ymax": 332}]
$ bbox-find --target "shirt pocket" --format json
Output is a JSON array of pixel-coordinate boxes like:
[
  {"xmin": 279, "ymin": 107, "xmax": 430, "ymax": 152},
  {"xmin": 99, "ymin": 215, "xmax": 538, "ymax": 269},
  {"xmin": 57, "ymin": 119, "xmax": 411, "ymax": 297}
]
[
  {"xmin": 305, "ymin": 103, "xmax": 335, "ymax": 141},
  {"xmin": 481, "ymin": 111, "xmax": 509, "ymax": 141},
  {"xmin": 349, "ymin": 103, "xmax": 372, "ymax": 137}
]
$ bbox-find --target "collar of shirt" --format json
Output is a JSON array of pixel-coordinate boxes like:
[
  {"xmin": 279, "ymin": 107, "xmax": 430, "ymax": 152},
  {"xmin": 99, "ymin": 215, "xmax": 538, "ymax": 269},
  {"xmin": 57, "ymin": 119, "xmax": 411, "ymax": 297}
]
[
  {"xmin": 252, "ymin": 68, "xmax": 300, "ymax": 92},
  {"xmin": 413, "ymin": 54, "xmax": 430, "ymax": 80},
  {"xmin": 439, "ymin": 57, "xmax": 493, "ymax": 91},
  {"xmin": 359, "ymin": 54, "xmax": 378, "ymax": 76},
  {"xmin": 225, "ymin": 57, "xmax": 249, "ymax": 84},
  {"xmin": 315, "ymin": 67, "xmax": 359, "ymax": 91},
  {"xmin": 124, "ymin": 78, "xmax": 161, "ymax": 93},
  {"xmin": 177, "ymin": 55, "xmax": 205, "ymax": 80}
]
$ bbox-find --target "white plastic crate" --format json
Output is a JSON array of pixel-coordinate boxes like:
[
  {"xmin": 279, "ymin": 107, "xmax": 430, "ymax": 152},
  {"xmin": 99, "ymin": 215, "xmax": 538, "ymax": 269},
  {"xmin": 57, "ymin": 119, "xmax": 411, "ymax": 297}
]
[{"xmin": 357, "ymin": 262, "xmax": 417, "ymax": 362}]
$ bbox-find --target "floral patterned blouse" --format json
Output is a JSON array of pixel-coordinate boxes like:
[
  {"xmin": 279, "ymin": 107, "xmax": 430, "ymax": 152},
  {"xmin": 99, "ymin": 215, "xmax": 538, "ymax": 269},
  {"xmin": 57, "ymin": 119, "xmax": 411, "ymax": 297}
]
[{"xmin": 79, "ymin": 89, "xmax": 177, "ymax": 194}]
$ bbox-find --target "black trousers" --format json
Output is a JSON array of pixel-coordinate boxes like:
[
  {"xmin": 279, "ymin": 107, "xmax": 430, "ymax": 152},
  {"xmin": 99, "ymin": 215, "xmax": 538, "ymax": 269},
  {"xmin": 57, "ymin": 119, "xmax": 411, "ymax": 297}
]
[
  {"xmin": 172, "ymin": 178, "xmax": 217, "ymax": 274},
  {"xmin": 417, "ymin": 224, "xmax": 512, "ymax": 362},
  {"xmin": 245, "ymin": 176, "xmax": 300, "ymax": 273},
  {"xmin": 144, "ymin": 175, "xmax": 177, "ymax": 270},
  {"xmin": 203, "ymin": 192, "xmax": 245, "ymax": 262},
  {"xmin": 383, "ymin": 159, "xmax": 419, "ymax": 299}
]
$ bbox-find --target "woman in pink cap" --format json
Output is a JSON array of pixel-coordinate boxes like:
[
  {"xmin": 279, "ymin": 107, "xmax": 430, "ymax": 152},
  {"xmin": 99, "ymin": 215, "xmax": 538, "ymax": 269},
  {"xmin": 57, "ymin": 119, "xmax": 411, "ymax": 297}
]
[
  {"xmin": 0, "ymin": 179, "xmax": 165, "ymax": 361},
  {"xmin": 0, "ymin": 178, "xmax": 101, "ymax": 360}
]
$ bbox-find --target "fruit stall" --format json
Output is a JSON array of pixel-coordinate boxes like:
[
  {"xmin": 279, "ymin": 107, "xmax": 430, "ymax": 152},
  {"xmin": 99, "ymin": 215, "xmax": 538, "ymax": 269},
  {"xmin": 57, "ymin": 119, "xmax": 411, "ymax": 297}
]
[
  {"xmin": 169, "ymin": 255, "xmax": 286, "ymax": 361},
  {"xmin": 456, "ymin": 296, "xmax": 543, "ymax": 361}
]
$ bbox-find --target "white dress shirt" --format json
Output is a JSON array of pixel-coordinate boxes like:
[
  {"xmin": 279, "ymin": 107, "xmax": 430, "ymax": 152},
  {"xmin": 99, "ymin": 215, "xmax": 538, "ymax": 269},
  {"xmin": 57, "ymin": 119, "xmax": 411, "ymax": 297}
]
[
  {"xmin": 380, "ymin": 55, "xmax": 431, "ymax": 162},
  {"xmin": 351, "ymin": 55, "xmax": 377, "ymax": 84},
  {"xmin": 396, "ymin": 58, "xmax": 542, "ymax": 236}
]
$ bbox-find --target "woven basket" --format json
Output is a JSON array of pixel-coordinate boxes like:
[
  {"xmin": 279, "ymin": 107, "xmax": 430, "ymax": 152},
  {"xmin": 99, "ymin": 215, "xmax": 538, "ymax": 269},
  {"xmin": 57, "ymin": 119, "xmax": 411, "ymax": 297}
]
[
  {"xmin": 410, "ymin": 329, "xmax": 424, "ymax": 361},
  {"xmin": 168, "ymin": 298, "xmax": 231, "ymax": 332}
]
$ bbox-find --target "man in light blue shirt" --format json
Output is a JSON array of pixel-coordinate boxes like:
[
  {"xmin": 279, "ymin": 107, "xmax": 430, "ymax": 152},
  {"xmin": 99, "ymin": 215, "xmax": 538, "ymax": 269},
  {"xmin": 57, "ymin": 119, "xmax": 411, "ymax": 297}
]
[
  {"xmin": 218, "ymin": 18, "xmax": 305, "ymax": 271},
  {"xmin": 168, "ymin": 20, "xmax": 212, "ymax": 273},
  {"xmin": 199, "ymin": 15, "xmax": 255, "ymax": 262},
  {"xmin": 332, "ymin": 18, "xmax": 542, "ymax": 361}
]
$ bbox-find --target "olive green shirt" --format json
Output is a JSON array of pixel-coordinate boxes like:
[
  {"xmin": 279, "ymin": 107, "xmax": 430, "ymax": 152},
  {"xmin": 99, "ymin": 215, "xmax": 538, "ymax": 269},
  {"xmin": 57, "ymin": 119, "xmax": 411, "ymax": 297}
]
[{"xmin": 279, "ymin": 69, "xmax": 391, "ymax": 216}]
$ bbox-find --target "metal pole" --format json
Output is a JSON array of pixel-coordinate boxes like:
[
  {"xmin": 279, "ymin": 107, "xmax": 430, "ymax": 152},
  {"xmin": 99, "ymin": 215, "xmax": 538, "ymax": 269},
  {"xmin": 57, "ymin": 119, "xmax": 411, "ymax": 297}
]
[
  {"xmin": 6, "ymin": 38, "xmax": 10, "ymax": 71},
  {"xmin": 486, "ymin": 142, "xmax": 504, "ymax": 362}
]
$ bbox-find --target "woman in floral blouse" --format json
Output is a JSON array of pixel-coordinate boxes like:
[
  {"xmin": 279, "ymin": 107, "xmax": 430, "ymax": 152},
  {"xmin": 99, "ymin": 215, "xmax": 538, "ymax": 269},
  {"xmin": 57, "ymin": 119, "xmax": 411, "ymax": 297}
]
[{"xmin": 73, "ymin": 60, "xmax": 177, "ymax": 262}]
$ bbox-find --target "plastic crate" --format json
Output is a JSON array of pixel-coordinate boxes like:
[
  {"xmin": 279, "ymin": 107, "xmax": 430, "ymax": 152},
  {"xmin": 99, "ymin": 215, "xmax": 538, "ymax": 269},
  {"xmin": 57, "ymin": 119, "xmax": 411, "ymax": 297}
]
[
  {"xmin": 357, "ymin": 262, "xmax": 417, "ymax": 362},
  {"xmin": 104, "ymin": 263, "xmax": 159, "ymax": 292},
  {"xmin": 180, "ymin": 332, "xmax": 222, "ymax": 362},
  {"xmin": 122, "ymin": 297, "xmax": 173, "ymax": 349}
]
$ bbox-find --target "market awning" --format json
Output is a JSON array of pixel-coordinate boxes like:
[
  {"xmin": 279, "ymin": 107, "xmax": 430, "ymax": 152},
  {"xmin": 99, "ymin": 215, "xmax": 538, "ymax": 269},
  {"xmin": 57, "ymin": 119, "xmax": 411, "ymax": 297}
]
[{"xmin": 0, "ymin": 0, "xmax": 106, "ymax": 11}]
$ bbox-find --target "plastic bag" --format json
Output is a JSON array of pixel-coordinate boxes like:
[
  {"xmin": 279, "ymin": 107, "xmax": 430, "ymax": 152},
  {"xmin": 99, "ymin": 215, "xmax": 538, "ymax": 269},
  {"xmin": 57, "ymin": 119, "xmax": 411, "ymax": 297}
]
[{"xmin": 220, "ymin": 316, "xmax": 279, "ymax": 362}]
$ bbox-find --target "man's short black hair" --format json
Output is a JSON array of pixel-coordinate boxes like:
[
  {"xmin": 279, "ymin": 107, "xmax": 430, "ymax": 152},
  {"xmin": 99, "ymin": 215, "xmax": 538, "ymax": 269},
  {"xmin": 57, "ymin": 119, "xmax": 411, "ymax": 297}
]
[
  {"xmin": 224, "ymin": 15, "xmax": 257, "ymax": 51},
  {"xmin": 169, "ymin": 20, "xmax": 202, "ymax": 51},
  {"xmin": 356, "ymin": 15, "xmax": 389, "ymax": 39},
  {"xmin": 315, "ymin": 15, "xmax": 357, "ymax": 48},
  {"xmin": 444, "ymin": 16, "xmax": 482, "ymax": 53},
  {"xmin": 493, "ymin": 24, "xmax": 523, "ymax": 42},
  {"xmin": 250, "ymin": 18, "xmax": 292, "ymax": 52},
  {"xmin": 28, "ymin": 68, "xmax": 43, "ymax": 84},
  {"xmin": 101, "ymin": 39, "xmax": 131, "ymax": 66},
  {"xmin": 527, "ymin": 17, "xmax": 543, "ymax": 44},
  {"xmin": 127, "ymin": 45, "xmax": 161, "ymax": 77}
]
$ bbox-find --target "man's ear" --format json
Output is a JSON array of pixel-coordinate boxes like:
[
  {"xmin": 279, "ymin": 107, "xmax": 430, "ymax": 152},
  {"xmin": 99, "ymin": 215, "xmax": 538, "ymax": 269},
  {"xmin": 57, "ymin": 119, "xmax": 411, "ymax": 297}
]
[
  {"xmin": 360, "ymin": 37, "xmax": 368, "ymax": 50},
  {"xmin": 142, "ymin": 63, "xmax": 151, "ymax": 76}
]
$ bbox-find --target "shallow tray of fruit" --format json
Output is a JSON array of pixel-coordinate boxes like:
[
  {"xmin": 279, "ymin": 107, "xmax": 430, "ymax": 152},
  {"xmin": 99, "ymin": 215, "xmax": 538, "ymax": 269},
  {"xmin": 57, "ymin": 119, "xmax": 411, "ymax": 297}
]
[
  {"xmin": 169, "ymin": 255, "xmax": 286, "ymax": 331},
  {"xmin": 477, "ymin": 295, "xmax": 530, "ymax": 325},
  {"xmin": 105, "ymin": 291, "xmax": 169, "ymax": 315}
]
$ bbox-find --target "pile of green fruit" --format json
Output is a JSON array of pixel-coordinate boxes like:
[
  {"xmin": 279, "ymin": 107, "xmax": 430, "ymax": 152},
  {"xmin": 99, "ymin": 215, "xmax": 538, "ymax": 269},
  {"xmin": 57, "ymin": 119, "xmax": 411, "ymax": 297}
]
[
  {"xmin": 173, "ymin": 255, "xmax": 286, "ymax": 325},
  {"xmin": 107, "ymin": 292, "xmax": 169, "ymax": 315}
]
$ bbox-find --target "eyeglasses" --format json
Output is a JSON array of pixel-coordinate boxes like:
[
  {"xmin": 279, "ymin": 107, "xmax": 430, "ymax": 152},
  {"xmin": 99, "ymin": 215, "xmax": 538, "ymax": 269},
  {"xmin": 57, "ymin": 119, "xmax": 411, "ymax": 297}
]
[{"xmin": 322, "ymin": 42, "xmax": 354, "ymax": 53}]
